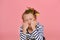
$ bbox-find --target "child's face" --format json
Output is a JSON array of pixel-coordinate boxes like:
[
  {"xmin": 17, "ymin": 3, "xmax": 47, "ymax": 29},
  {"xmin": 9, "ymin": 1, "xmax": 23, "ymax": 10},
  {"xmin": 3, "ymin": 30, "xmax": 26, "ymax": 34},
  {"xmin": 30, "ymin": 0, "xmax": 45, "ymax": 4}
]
[{"xmin": 23, "ymin": 13, "xmax": 36, "ymax": 27}]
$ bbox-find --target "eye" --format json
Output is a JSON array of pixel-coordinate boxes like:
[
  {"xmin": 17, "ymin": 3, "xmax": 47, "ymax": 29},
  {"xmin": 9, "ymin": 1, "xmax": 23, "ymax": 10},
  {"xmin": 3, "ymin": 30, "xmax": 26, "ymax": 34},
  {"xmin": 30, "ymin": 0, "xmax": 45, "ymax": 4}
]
[
  {"xmin": 25, "ymin": 20, "xmax": 28, "ymax": 21},
  {"xmin": 24, "ymin": 19, "xmax": 28, "ymax": 22}
]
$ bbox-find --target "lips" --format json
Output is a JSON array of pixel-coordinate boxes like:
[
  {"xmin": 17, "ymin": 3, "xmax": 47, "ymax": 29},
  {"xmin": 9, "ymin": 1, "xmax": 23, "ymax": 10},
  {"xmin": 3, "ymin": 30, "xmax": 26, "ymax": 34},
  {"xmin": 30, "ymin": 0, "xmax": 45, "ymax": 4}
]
[{"xmin": 28, "ymin": 23, "xmax": 31, "ymax": 26}]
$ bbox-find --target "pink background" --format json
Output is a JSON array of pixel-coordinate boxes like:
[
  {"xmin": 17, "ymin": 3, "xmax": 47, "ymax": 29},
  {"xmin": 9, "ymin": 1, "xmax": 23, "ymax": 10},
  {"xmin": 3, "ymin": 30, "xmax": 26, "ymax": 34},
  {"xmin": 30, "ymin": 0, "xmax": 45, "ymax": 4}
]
[{"xmin": 0, "ymin": 0, "xmax": 60, "ymax": 40}]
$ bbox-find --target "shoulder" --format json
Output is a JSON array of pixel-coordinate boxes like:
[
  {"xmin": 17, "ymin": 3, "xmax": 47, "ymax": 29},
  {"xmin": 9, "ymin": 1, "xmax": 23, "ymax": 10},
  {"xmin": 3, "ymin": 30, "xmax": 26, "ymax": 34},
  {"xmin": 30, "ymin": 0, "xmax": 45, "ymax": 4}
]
[
  {"xmin": 36, "ymin": 22, "xmax": 44, "ymax": 32},
  {"xmin": 36, "ymin": 22, "xmax": 44, "ymax": 29},
  {"xmin": 20, "ymin": 25, "xmax": 23, "ymax": 32}
]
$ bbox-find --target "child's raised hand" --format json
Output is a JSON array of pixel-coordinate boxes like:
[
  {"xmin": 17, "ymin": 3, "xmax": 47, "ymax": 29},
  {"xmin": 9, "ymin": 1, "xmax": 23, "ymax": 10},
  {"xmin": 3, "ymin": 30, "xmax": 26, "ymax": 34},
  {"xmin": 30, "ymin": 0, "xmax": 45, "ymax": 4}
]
[
  {"xmin": 22, "ymin": 22, "xmax": 28, "ymax": 34},
  {"xmin": 31, "ymin": 21, "xmax": 37, "ymax": 31}
]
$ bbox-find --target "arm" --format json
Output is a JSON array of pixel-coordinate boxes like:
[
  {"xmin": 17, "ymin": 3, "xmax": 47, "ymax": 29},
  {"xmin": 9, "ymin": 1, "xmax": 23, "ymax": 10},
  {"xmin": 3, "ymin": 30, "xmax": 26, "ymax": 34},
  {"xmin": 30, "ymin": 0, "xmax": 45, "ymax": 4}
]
[
  {"xmin": 31, "ymin": 25, "xmax": 44, "ymax": 40},
  {"xmin": 20, "ymin": 26, "xmax": 26, "ymax": 40}
]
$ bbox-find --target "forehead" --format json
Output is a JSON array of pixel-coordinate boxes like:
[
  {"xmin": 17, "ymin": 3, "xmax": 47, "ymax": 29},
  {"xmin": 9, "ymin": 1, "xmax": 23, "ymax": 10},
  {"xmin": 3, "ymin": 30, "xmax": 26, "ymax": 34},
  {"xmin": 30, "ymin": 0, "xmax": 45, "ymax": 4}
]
[{"xmin": 23, "ymin": 13, "xmax": 34, "ymax": 19}]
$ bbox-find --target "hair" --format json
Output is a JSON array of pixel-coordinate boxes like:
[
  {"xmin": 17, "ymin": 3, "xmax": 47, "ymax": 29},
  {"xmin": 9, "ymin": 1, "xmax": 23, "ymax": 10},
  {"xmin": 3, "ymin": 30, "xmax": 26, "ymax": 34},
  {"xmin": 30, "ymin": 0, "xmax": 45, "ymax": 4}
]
[{"xmin": 22, "ymin": 7, "xmax": 39, "ymax": 21}]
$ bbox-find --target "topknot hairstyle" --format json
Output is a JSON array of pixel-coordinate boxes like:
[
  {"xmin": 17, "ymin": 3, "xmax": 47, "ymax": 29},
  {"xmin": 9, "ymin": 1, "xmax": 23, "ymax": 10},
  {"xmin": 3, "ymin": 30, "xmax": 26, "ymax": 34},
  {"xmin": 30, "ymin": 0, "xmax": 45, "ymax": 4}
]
[{"xmin": 22, "ymin": 7, "xmax": 40, "ymax": 20}]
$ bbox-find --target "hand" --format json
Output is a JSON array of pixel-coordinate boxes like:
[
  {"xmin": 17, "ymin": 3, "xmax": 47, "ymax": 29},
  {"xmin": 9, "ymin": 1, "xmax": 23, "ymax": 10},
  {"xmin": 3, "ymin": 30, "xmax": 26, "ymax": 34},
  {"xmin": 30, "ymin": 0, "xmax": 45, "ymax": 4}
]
[
  {"xmin": 31, "ymin": 21, "xmax": 37, "ymax": 31},
  {"xmin": 22, "ymin": 22, "xmax": 28, "ymax": 34}
]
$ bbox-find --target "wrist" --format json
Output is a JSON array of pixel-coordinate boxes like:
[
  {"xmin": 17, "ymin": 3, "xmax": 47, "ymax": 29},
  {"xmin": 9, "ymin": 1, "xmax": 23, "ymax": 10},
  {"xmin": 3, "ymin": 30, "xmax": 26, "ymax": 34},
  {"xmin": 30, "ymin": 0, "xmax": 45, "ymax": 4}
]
[
  {"xmin": 23, "ymin": 29, "xmax": 27, "ymax": 34},
  {"xmin": 32, "ymin": 27, "xmax": 36, "ymax": 31}
]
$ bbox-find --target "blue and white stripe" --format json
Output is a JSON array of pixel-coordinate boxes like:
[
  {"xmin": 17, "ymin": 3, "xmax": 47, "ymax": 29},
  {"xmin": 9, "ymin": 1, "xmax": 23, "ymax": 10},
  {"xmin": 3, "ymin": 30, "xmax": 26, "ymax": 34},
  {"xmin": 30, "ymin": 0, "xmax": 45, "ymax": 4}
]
[{"xmin": 20, "ymin": 22, "xmax": 44, "ymax": 40}]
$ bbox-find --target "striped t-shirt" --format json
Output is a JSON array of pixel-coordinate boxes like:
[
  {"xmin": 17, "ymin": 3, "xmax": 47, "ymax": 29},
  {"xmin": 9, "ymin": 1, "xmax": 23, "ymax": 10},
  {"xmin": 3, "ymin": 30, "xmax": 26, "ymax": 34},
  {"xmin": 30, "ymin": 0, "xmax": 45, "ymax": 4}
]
[{"xmin": 20, "ymin": 22, "xmax": 44, "ymax": 40}]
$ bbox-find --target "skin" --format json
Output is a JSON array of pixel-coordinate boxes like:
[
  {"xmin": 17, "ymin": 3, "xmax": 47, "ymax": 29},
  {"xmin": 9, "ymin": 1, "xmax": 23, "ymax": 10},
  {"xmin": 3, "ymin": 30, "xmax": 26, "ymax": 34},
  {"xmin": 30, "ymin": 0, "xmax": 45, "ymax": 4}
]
[{"xmin": 22, "ymin": 13, "xmax": 37, "ymax": 34}]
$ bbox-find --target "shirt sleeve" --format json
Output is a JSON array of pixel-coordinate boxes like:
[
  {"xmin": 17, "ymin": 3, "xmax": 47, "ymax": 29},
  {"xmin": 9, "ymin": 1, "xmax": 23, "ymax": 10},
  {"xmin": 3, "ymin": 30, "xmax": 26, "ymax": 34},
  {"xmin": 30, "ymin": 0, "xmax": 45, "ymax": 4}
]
[
  {"xmin": 31, "ymin": 25, "xmax": 44, "ymax": 40},
  {"xmin": 20, "ymin": 26, "xmax": 26, "ymax": 40}
]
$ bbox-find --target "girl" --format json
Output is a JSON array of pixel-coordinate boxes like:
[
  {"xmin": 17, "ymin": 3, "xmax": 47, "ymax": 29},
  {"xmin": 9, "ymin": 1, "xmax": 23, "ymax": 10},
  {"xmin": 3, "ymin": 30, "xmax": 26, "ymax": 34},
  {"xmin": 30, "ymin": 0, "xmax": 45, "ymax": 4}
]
[{"xmin": 20, "ymin": 7, "xmax": 45, "ymax": 40}]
